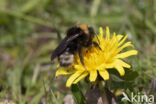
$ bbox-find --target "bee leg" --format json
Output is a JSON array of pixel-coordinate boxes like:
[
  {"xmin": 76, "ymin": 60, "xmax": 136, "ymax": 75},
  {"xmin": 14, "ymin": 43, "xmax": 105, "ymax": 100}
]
[
  {"xmin": 78, "ymin": 46, "xmax": 88, "ymax": 71},
  {"xmin": 91, "ymin": 41, "xmax": 102, "ymax": 50}
]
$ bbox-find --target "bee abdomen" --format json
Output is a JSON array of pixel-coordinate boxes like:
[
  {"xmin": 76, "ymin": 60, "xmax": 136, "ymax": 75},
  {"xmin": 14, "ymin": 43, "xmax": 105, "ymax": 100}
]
[{"xmin": 58, "ymin": 52, "xmax": 74, "ymax": 67}]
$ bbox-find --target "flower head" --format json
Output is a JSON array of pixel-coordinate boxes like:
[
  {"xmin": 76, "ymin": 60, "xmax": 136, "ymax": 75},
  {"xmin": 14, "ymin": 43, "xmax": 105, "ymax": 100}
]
[{"xmin": 56, "ymin": 26, "xmax": 138, "ymax": 87}]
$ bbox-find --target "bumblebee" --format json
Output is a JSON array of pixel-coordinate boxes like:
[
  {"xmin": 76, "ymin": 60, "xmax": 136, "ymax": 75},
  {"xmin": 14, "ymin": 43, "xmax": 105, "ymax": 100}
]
[{"xmin": 51, "ymin": 24, "xmax": 100, "ymax": 69}]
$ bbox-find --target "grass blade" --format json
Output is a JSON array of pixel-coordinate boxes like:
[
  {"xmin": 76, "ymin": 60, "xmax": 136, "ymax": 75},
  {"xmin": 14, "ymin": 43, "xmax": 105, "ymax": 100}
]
[{"xmin": 71, "ymin": 84, "xmax": 87, "ymax": 104}]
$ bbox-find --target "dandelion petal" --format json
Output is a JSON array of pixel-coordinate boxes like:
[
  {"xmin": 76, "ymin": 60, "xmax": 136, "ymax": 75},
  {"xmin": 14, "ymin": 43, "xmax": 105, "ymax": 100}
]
[
  {"xmin": 118, "ymin": 35, "xmax": 128, "ymax": 46},
  {"xmin": 116, "ymin": 59, "xmax": 131, "ymax": 68},
  {"xmin": 56, "ymin": 68, "xmax": 73, "ymax": 77},
  {"xmin": 115, "ymin": 66, "xmax": 125, "ymax": 76},
  {"xmin": 100, "ymin": 27, "xmax": 104, "ymax": 38},
  {"xmin": 117, "ymin": 42, "xmax": 134, "ymax": 53},
  {"xmin": 99, "ymin": 70, "xmax": 109, "ymax": 80},
  {"xmin": 89, "ymin": 70, "xmax": 97, "ymax": 82},
  {"xmin": 66, "ymin": 71, "xmax": 83, "ymax": 87},
  {"xmin": 116, "ymin": 50, "xmax": 138, "ymax": 59},
  {"xmin": 106, "ymin": 26, "xmax": 110, "ymax": 40},
  {"xmin": 73, "ymin": 72, "xmax": 88, "ymax": 84},
  {"xmin": 117, "ymin": 35, "xmax": 123, "ymax": 41}
]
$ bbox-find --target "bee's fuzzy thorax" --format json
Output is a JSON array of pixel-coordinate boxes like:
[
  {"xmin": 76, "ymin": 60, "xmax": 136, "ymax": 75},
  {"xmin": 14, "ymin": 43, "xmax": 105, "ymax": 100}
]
[{"xmin": 77, "ymin": 24, "xmax": 89, "ymax": 35}]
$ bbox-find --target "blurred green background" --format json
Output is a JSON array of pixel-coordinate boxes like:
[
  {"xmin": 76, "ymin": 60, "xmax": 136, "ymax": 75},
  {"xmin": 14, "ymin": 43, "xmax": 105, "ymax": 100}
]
[{"xmin": 0, "ymin": 0, "xmax": 156, "ymax": 103}]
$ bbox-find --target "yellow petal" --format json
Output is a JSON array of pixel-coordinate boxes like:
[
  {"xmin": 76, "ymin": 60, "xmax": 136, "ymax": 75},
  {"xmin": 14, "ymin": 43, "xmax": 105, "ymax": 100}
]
[
  {"xmin": 108, "ymin": 32, "xmax": 116, "ymax": 49},
  {"xmin": 115, "ymin": 66, "xmax": 125, "ymax": 76},
  {"xmin": 66, "ymin": 71, "xmax": 83, "ymax": 87},
  {"xmin": 105, "ymin": 63, "xmax": 114, "ymax": 68},
  {"xmin": 55, "ymin": 68, "xmax": 74, "ymax": 77},
  {"xmin": 73, "ymin": 72, "xmax": 88, "ymax": 84},
  {"xmin": 118, "ymin": 35, "xmax": 128, "ymax": 46},
  {"xmin": 97, "ymin": 63, "xmax": 113, "ymax": 69},
  {"xmin": 117, "ymin": 35, "xmax": 123, "ymax": 41},
  {"xmin": 99, "ymin": 27, "xmax": 104, "ymax": 38},
  {"xmin": 74, "ymin": 65, "xmax": 85, "ymax": 71},
  {"xmin": 116, "ymin": 50, "xmax": 138, "ymax": 59},
  {"xmin": 106, "ymin": 26, "xmax": 110, "ymax": 40},
  {"xmin": 115, "ymin": 59, "xmax": 131, "ymax": 68},
  {"xmin": 97, "ymin": 64, "xmax": 105, "ymax": 70},
  {"xmin": 116, "ymin": 42, "xmax": 134, "ymax": 53},
  {"xmin": 57, "ymin": 64, "xmax": 60, "ymax": 68},
  {"xmin": 99, "ymin": 70, "xmax": 109, "ymax": 80},
  {"xmin": 89, "ymin": 70, "xmax": 97, "ymax": 82}
]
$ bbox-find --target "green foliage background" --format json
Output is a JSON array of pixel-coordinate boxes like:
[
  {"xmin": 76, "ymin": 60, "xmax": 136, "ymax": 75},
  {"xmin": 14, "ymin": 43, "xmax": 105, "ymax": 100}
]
[{"xmin": 0, "ymin": 0, "xmax": 156, "ymax": 103}]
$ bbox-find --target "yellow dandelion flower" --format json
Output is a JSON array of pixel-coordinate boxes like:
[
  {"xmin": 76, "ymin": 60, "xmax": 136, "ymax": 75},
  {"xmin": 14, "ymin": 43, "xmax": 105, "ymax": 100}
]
[{"xmin": 56, "ymin": 26, "xmax": 138, "ymax": 87}]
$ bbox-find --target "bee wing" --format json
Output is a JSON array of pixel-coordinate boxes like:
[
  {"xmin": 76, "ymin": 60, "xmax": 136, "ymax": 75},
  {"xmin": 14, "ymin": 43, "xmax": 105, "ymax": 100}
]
[{"xmin": 51, "ymin": 33, "xmax": 81, "ymax": 61}]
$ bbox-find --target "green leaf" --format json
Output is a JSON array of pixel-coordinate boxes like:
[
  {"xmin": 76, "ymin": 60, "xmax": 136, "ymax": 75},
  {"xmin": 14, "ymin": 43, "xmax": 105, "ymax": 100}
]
[
  {"xmin": 123, "ymin": 70, "xmax": 138, "ymax": 81},
  {"xmin": 71, "ymin": 84, "xmax": 87, "ymax": 104},
  {"xmin": 30, "ymin": 88, "xmax": 45, "ymax": 104},
  {"xmin": 110, "ymin": 74, "xmax": 125, "ymax": 82},
  {"xmin": 20, "ymin": 0, "xmax": 41, "ymax": 13}
]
